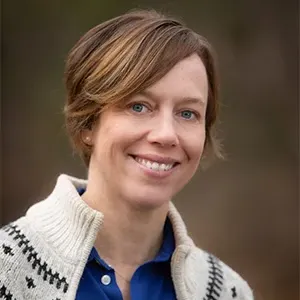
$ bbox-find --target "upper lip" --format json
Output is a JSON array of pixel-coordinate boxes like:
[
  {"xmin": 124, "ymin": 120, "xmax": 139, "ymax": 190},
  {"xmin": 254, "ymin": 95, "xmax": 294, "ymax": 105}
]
[{"xmin": 130, "ymin": 154, "xmax": 180, "ymax": 164}]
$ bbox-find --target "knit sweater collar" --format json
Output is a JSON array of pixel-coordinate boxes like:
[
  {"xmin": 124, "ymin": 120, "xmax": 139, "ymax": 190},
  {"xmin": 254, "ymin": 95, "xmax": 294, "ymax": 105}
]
[{"xmin": 26, "ymin": 174, "xmax": 194, "ymax": 264}]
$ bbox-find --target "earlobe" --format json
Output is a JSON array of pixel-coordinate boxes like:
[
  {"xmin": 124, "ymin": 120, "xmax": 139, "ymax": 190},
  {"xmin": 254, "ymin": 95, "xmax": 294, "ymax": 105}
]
[{"xmin": 82, "ymin": 130, "xmax": 93, "ymax": 145}]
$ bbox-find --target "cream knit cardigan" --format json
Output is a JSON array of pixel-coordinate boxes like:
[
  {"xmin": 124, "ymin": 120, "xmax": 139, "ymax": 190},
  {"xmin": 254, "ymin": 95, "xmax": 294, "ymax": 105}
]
[{"xmin": 0, "ymin": 174, "xmax": 253, "ymax": 300}]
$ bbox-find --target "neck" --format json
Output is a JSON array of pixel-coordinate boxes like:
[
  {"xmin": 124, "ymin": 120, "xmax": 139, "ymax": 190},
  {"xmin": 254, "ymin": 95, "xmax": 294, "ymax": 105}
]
[{"xmin": 81, "ymin": 186, "xmax": 169, "ymax": 267}]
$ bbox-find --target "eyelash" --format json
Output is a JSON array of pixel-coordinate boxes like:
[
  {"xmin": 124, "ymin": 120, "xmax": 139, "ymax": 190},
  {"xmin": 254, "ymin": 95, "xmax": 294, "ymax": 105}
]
[
  {"xmin": 179, "ymin": 110, "xmax": 200, "ymax": 121},
  {"xmin": 129, "ymin": 102, "xmax": 150, "ymax": 113},
  {"xmin": 128, "ymin": 102, "xmax": 201, "ymax": 121}
]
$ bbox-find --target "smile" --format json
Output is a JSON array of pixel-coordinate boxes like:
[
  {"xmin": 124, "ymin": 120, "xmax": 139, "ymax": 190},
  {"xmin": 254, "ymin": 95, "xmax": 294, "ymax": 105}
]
[{"xmin": 131, "ymin": 155, "xmax": 179, "ymax": 172}]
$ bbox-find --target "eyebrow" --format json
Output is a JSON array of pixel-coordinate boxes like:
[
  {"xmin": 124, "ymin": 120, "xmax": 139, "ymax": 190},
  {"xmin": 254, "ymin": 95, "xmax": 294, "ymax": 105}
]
[
  {"xmin": 180, "ymin": 97, "xmax": 206, "ymax": 107},
  {"xmin": 139, "ymin": 89, "xmax": 206, "ymax": 107}
]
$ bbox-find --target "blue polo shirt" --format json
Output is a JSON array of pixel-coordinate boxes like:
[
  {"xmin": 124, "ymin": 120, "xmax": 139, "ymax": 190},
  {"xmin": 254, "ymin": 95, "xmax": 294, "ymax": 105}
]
[{"xmin": 76, "ymin": 217, "xmax": 176, "ymax": 299}]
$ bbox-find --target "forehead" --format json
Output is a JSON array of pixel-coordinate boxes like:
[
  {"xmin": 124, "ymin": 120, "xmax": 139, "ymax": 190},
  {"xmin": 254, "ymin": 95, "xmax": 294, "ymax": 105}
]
[{"xmin": 142, "ymin": 54, "xmax": 208, "ymax": 104}]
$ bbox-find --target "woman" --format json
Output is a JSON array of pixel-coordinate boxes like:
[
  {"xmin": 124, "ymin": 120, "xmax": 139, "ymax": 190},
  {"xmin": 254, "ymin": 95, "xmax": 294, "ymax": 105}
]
[{"xmin": 0, "ymin": 9, "xmax": 253, "ymax": 300}]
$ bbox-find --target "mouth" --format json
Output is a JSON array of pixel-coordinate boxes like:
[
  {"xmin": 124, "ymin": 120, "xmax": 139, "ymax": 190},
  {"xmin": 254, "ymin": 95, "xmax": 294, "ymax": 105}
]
[{"xmin": 129, "ymin": 155, "xmax": 180, "ymax": 172}]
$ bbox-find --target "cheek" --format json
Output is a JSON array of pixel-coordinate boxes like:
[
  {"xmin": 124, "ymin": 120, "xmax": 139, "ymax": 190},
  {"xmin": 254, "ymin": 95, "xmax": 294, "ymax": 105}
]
[
  {"xmin": 93, "ymin": 125, "xmax": 138, "ymax": 160},
  {"xmin": 190, "ymin": 143, "xmax": 205, "ymax": 165},
  {"xmin": 184, "ymin": 131, "xmax": 206, "ymax": 161},
  {"xmin": 90, "ymin": 125, "xmax": 117, "ymax": 166}
]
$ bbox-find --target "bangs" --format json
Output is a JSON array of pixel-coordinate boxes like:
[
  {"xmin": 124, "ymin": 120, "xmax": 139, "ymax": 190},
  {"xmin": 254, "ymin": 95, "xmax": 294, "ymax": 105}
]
[
  {"xmin": 64, "ymin": 9, "xmax": 221, "ymax": 166},
  {"xmin": 80, "ymin": 17, "xmax": 215, "ymax": 110}
]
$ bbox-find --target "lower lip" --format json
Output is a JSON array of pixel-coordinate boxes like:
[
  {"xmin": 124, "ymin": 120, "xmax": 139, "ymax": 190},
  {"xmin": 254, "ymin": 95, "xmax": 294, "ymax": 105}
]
[{"xmin": 130, "ymin": 156, "xmax": 179, "ymax": 179}]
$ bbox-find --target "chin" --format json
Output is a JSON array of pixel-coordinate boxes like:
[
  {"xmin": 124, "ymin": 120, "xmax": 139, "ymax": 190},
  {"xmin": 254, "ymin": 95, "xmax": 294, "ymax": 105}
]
[{"xmin": 126, "ymin": 190, "xmax": 172, "ymax": 211}]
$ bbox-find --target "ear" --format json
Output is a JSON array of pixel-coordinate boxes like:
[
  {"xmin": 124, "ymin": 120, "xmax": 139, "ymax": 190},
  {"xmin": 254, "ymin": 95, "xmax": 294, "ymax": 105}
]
[{"xmin": 81, "ymin": 129, "xmax": 93, "ymax": 145}]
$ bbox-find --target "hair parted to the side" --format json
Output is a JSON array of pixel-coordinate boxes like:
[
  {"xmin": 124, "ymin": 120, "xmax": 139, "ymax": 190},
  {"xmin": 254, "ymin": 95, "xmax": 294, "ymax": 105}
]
[{"xmin": 64, "ymin": 9, "xmax": 223, "ymax": 167}]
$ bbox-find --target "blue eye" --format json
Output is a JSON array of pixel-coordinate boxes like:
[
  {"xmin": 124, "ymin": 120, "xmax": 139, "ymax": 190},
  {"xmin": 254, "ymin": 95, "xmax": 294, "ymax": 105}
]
[
  {"xmin": 131, "ymin": 103, "xmax": 147, "ymax": 113},
  {"xmin": 181, "ymin": 110, "xmax": 196, "ymax": 120}
]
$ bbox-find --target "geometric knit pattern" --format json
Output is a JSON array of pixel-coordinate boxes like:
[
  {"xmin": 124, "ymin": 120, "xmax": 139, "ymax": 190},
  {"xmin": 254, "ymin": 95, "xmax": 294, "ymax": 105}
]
[
  {"xmin": 0, "ymin": 283, "xmax": 16, "ymax": 300},
  {"xmin": 3, "ymin": 224, "xmax": 69, "ymax": 293},
  {"xmin": 0, "ymin": 174, "xmax": 254, "ymax": 300},
  {"xmin": 203, "ymin": 254, "xmax": 224, "ymax": 300},
  {"xmin": 0, "ymin": 222, "xmax": 68, "ymax": 300}
]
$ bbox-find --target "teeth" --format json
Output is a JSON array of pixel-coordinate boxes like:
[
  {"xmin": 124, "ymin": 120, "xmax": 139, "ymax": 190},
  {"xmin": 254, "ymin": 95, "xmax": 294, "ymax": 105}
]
[
  {"xmin": 146, "ymin": 161, "xmax": 152, "ymax": 169},
  {"xmin": 135, "ymin": 157, "xmax": 174, "ymax": 171},
  {"xmin": 151, "ymin": 162, "xmax": 159, "ymax": 171},
  {"xmin": 159, "ymin": 164, "xmax": 166, "ymax": 171}
]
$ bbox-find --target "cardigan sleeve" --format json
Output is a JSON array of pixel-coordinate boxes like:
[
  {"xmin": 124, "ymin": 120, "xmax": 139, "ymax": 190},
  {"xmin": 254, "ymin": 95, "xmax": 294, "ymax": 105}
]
[
  {"xmin": 0, "ymin": 226, "xmax": 25, "ymax": 300},
  {"xmin": 221, "ymin": 261, "xmax": 254, "ymax": 300}
]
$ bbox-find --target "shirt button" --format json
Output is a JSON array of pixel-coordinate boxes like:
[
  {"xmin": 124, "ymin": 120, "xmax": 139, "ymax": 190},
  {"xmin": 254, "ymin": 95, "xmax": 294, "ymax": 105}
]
[{"xmin": 101, "ymin": 274, "xmax": 111, "ymax": 285}]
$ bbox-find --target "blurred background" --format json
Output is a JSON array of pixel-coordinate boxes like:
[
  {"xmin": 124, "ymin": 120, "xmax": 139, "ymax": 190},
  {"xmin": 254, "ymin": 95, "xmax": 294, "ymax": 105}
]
[{"xmin": 1, "ymin": 1, "xmax": 298, "ymax": 299}]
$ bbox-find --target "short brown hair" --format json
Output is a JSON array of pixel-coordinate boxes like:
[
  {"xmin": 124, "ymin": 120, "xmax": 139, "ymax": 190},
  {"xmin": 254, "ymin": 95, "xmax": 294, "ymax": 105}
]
[{"xmin": 64, "ymin": 9, "xmax": 222, "ymax": 166}]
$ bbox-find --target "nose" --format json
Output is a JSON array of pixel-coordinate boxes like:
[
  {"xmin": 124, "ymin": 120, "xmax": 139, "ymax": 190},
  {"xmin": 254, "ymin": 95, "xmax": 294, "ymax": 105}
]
[{"xmin": 147, "ymin": 115, "xmax": 179, "ymax": 147}]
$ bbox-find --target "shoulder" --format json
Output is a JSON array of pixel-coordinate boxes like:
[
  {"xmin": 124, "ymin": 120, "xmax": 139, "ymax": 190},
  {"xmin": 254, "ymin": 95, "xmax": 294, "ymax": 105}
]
[
  {"xmin": 218, "ymin": 255, "xmax": 253, "ymax": 300},
  {"xmin": 187, "ymin": 246, "xmax": 254, "ymax": 300},
  {"xmin": 1, "ymin": 217, "xmax": 74, "ymax": 300},
  {"xmin": 0, "ymin": 218, "xmax": 29, "ymax": 299},
  {"xmin": 0, "ymin": 218, "xmax": 61, "ymax": 300},
  {"xmin": 0, "ymin": 218, "xmax": 29, "ymax": 269}
]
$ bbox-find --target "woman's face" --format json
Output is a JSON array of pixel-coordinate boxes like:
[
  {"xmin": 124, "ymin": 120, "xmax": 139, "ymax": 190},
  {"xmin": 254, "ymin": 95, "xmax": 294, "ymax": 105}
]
[{"xmin": 86, "ymin": 54, "xmax": 208, "ymax": 209}]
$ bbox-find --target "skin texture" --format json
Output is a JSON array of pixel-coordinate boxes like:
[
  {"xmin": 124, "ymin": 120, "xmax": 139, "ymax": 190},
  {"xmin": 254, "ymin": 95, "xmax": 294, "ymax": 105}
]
[{"xmin": 81, "ymin": 53, "xmax": 208, "ymax": 299}]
